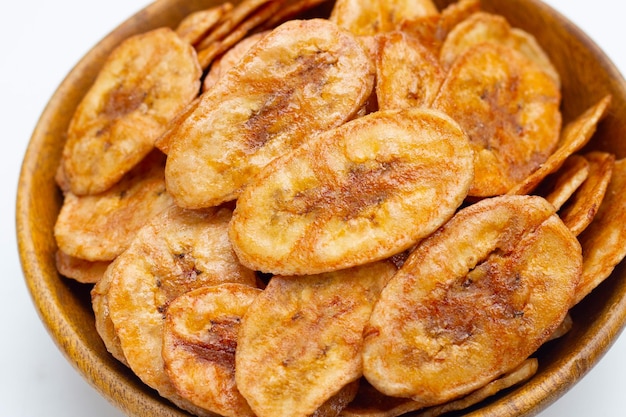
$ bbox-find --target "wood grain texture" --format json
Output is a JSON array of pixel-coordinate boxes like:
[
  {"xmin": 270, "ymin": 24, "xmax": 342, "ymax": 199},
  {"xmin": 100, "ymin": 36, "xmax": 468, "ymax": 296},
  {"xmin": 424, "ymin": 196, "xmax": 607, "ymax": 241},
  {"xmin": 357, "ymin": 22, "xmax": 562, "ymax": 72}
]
[{"xmin": 16, "ymin": 0, "xmax": 626, "ymax": 416}]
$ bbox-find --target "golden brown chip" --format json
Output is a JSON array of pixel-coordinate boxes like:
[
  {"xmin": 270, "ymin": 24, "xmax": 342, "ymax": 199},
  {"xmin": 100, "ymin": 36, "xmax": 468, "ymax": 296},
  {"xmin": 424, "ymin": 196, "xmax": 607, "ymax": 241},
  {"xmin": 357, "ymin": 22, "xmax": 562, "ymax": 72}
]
[
  {"xmin": 236, "ymin": 261, "xmax": 396, "ymax": 417},
  {"xmin": 375, "ymin": 31, "xmax": 445, "ymax": 110},
  {"xmin": 259, "ymin": 0, "xmax": 332, "ymax": 30},
  {"xmin": 91, "ymin": 269, "xmax": 128, "ymax": 366},
  {"xmin": 61, "ymin": 28, "xmax": 202, "ymax": 195},
  {"xmin": 440, "ymin": 11, "xmax": 560, "ymax": 87},
  {"xmin": 154, "ymin": 97, "xmax": 202, "ymax": 154},
  {"xmin": 203, "ymin": 31, "xmax": 269, "ymax": 91},
  {"xmin": 163, "ymin": 284, "xmax": 262, "ymax": 417},
  {"xmin": 165, "ymin": 18, "xmax": 375, "ymax": 208},
  {"xmin": 547, "ymin": 313, "xmax": 573, "ymax": 341},
  {"xmin": 542, "ymin": 155, "xmax": 590, "ymax": 210},
  {"xmin": 559, "ymin": 151, "xmax": 614, "ymax": 236},
  {"xmin": 55, "ymin": 250, "xmax": 111, "ymax": 284},
  {"xmin": 54, "ymin": 151, "xmax": 173, "ymax": 262},
  {"xmin": 508, "ymin": 94, "xmax": 612, "ymax": 195},
  {"xmin": 106, "ymin": 206, "xmax": 257, "ymax": 415},
  {"xmin": 574, "ymin": 158, "xmax": 626, "ymax": 305},
  {"xmin": 313, "ymin": 381, "xmax": 360, "ymax": 417},
  {"xmin": 363, "ymin": 195, "xmax": 581, "ymax": 406},
  {"xmin": 175, "ymin": 3, "xmax": 233, "ymax": 45},
  {"xmin": 229, "ymin": 108, "xmax": 474, "ymax": 275},
  {"xmin": 433, "ymin": 43, "xmax": 561, "ymax": 197}
]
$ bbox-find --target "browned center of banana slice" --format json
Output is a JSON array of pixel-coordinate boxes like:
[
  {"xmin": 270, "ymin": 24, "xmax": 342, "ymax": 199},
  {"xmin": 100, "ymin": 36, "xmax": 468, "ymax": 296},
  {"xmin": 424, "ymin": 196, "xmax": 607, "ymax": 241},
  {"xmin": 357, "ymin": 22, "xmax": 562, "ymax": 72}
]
[
  {"xmin": 362, "ymin": 195, "xmax": 581, "ymax": 406},
  {"xmin": 229, "ymin": 108, "xmax": 474, "ymax": 275},
  {"xmin": 164, "ymin": 18, "xmax": 375, "ymax": 208}
]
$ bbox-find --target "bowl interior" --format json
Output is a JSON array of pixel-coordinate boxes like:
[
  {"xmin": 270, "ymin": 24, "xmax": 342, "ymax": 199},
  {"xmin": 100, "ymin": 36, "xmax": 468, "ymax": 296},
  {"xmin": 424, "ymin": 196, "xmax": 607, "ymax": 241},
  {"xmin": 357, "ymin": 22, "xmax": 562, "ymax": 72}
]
[{"xmin": 16, "ymin": 0, "xmax": 626, "ymax": 416}]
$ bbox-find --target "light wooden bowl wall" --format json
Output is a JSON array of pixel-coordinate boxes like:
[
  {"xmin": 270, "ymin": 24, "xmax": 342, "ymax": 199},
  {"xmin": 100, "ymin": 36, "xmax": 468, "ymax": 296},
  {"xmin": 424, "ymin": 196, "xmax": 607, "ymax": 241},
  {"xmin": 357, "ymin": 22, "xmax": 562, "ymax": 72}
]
[{"xmin": 17, "ymin": 0, "xmax": 626, "ymax": 416}]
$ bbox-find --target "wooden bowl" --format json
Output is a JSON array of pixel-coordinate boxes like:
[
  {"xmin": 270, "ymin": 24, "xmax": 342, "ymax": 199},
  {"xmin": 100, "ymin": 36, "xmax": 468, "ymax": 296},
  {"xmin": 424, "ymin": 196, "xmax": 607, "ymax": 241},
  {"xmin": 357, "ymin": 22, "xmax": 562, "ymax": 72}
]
[{"xmin": 16, "ymin": 0, "xmax": 626, "ymax": 415}]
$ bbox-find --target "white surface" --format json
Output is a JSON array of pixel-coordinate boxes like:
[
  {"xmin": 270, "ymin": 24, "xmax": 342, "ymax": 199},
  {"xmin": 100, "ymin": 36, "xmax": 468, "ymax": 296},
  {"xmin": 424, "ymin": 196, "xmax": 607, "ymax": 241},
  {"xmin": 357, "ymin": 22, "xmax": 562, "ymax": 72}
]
[{"xmin": 2, "ymin": 0, "xmax": 625, "ymax": 416}]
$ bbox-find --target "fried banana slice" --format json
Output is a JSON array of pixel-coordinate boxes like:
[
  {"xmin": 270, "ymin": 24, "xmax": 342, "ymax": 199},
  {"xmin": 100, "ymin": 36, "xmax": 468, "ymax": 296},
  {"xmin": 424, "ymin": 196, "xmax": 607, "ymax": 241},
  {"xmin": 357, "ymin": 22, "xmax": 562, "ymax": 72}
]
[
  {"xmin": 236, "ymin": 261, "xmax": 396, "ymax": 417},
  {"xmin": 440, "ymin": 11, "xmax": 560, "ymax": 87},
  {"xmin": 106, "ymin": 206, "xmax": 257, "ymax": 415},
  {"xmin": 574, "ymin": 158, "xmax": 626, "ymax": 305},
  {"xmin": 61, "ymin": 27, "xmax": 201, "ymax": 195},
  {"xmin": 175, "ymin": 3, "xmax": 233, "ymax": 46},
  {"xmin": 55, "ymin": 250, "xmax": 110, "ymax": 284},
  {"xmin": 165, "ymin": 18, "xmax": 374, "ymax": 208},
  {"xmin": 559, "ymin": 152, "xmax": 614, "ymax": 236},
  {"xmin": 508, "ymin": 94, "xmax": 612, "ymax": 196},
  {"xmin": 230, "ymin": 108, "xmax": 474, "ymax": 275},
  {"xmin": 363, "ymin": 195, "xmax": 581, "ymax": 406},
  {"xmin": 163, "ymin": 284, "xmax": 262, "ymax": 417},
  {"xmin": 54, "ymin": 151, "xmax": 173, "ymax": 262},
  {"xmin": 543, "ymin": 155, "xmax": 590, "ymax": 210},
  {"xmin": 433, "ymin": 43, "xmax": 561, "ymax": 197},
  {"xmin": 375, "ymin": 31, "xmax": 445, "ymax": 111}
]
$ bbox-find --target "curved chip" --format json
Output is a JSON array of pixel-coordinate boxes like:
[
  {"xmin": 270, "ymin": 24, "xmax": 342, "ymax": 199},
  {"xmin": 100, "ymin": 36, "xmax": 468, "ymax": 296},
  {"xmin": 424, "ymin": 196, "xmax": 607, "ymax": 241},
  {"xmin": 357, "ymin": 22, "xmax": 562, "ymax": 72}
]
[
  {"xmin": 375, "ymin": 31, "xmax": 445, "ymax": 111},
  {"xmin": 559, "ymin": 152, "xmax": 614, "ymax": 236},
  {"xmin": 54, "ymin": 151, "xmax": 173, "ymax": 262},
  {"xmin": 229, "ymin": 108, "xmax": 474, "ymax": 275},
  {"xmin": 235, "ymin": 261, "xmax": 396, "ymax": 417},
  {"xmin": 543, "ymin": 155, "xmax": 590, "ymax": 210},
  {"xmin": 106, "ymin": 206, "xmax": 257, "ymax": 414},
  {"xmin": 433, "ymin": 42, "xmax": 561, "ymax": 197},
  {"xmin": 165, "ymin": 18, "xmax": 375, "ymax": 208},
  {"xmin": 574, "ymin": 158, "xmax": 626, "ymax": 305},
  {"xmin": 61, "ymin": 27, "xmax": 202, "ymax": 195},
  {"xmin": 362, "ymin": 195, "xmax": 581, "ymax": 406},
  {"xmin": 440, "ymin": 11, "xmax": 560, "ymax": 87},
  {"xmin": 163, "ymin": 284, "xmax": 262, "ymax": 417},
  {"xmin": 175, "ymin": 3, "xmax": 233, "ymax": 46},
  {"xmin": 55, "ymin": 250, "xmax": 111, "ymax": 284}
]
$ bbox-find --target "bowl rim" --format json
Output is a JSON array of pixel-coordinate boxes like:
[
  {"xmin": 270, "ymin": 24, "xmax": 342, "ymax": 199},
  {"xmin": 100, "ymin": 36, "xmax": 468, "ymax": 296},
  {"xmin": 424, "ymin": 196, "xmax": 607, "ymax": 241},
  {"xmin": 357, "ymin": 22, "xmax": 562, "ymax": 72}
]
[{"xmin": 16, "ymin": 0, "xmax": 626, "ymax": 416}]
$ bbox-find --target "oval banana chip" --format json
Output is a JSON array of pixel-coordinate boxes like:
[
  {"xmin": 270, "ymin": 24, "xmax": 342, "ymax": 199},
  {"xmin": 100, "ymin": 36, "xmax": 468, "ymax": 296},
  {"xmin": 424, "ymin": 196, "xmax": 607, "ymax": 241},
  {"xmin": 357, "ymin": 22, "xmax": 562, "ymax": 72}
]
[
  {"xmin": 229, "ymin": 108, "xmax": 474, "ymax": 275},
  {"xmin": 165, "ymin": 18, "xmax": 374, "ymax": 208},
  {"xmin": 543, "ymin": 154, "xmax": 590, "ymax": 210},
  {"xmin": 106, "ymin": 206, "xmax": 257, "ymax": 415},
  {"xmin": 235, "ymin": 261, "xmax": 396, "ymax": 417},
  {"xmin": 362, "ymin": 195, "xmax": 581, "ymax": 406},
  {"xmin": 175, "ymin": 3, "xmax": 233, "ymax": 46},
  {"xmin": 433, "ymin": 42, "xmax": 561, "ymax": 197},
  {"xmin": 375, "ymin": 31, "xmax": 445, "ymax": 111},
  {"xmin": 54, "ymin": 150, "xmax": 173, "ymax": 262},
  {"xmin": 163, "ymin": 284, "xmax": 262, "ymax": 417},
  {"xmin": 61, "ymin": 28, "xmax": 202, "ymax": 195},
  {"xmin": 55, "ymin": 250, "xmax": 110, "ymax": 284}
]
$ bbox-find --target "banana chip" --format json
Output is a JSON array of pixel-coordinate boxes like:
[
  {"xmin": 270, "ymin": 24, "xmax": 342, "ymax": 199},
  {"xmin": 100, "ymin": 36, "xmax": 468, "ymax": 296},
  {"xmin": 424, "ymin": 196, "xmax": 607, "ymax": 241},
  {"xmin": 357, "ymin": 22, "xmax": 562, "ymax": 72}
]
[
  {"xmin": 433, "ymin": 43, "xmax": 561, "ymax": 197},
  {"xmin": 106, "ymin": 206, "xmax": 257, "ymax": 414},
  {"xmin": 175, "ymin": 3, "xmax": 233, "ymax": 45},
  {"xmin": 559, "ymin": 152, "xmax": 614, "ymax": 236},
  {"xmin": 55, "ymin": 250, "xmax": 110, "ymax": 284},
  {"xmin": 543, "ymin": 155, "xmax": 590, "ymax": 210},
  {"xmin": 61, "ymin": 28, "xmax": 202, "ymax": 195},
  {"xmin": 375, "ymin": 31, "xmax": 444, "ymax": 110},
  {"xmin": 54, "ymin": 151, "xmax": 173, "ymax": 262},
  {"xmin": 229, "ymin": 108, "xmax": 474, "ymax": 275},
  {"xmin": 363, "ymin": 195, "xmax": 581, "ymax": 406},
  {"xmin": 575, "ymin": 158, "xmax": 626, "ymax": 305},
  {"xmin": 236, "ymin": 261, "xmax": 396, "ymax": 417},
  {"xmin": 165, "ymin": 18, "xmax": 374, "ymax": 208},
  {"xmin": 163, "ymin": 284, "xmax": 262, "ymax": 417},
  {"xmin": 91, "ymin": 269, "xmax": 128, "ymax": 366}
]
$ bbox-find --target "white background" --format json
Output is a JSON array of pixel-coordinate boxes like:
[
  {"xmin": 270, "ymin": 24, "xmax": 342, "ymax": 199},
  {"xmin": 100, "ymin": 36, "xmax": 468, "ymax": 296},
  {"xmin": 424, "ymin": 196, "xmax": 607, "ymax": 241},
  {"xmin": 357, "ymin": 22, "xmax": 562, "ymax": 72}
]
[{"xmin": 1, "ymin": 0, "xmax": 625, "ymax": 416}]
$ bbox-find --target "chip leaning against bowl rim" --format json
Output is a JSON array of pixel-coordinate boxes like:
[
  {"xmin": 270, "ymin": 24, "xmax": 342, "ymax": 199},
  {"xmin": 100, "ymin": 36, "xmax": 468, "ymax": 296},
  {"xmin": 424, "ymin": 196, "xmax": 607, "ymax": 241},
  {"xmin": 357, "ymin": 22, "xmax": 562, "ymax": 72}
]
[{"xmin": 15, "ymin": 0, "xmax": 626, "ymax": 416}]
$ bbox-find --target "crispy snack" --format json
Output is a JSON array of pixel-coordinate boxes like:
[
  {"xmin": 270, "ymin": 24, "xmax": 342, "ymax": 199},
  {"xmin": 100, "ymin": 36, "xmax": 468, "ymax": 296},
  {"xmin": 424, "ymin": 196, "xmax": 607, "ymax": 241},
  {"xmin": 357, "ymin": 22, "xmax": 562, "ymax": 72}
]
[
  {"xmin": 440, "ymin": 11, "xmax": 560, "ymax": 87},
  {"xmin": 433, "ymin": 43, "xmax": 561, "ymax": 197},
  {"xmin": 61, "ymin": 28, "xmax": 201, "ymax": 195},
  {"xmin": 362, "ymin": 195, "xmax": 581, "ymax": 406},
  {"xmin": 165, "ymin": 19, "xmax": 374, "ymax": 208},
  {"xmin": 55, "ymin": 250, "xmax": 110, "ymax": 284},
  {"xmin": 236, "ymin": 261, "xmax": 396, "ymax": 417},
  {"xmin": 175, "ymin": 3, "xmax": 233, "ymax": 45},
  {"xmin": 508, "ymin": 94, "xmax": 612, "ymax": 196},
  {"xmin": 313, "ymin": 381, "xmax": 360, "ymax": 417},
  {"xmin": 559, "ymin": 152, "xmax": 615, "ymax": 236},
  {"xmin": 375, "ymin": 31, "xmax": 445, "ymax": 110},
  {"xmin": 54, "ymin": 151, "xmax": 173, "ymax": 262},
  {"xmin": 259, "ymin": 0, "xmax": 332, "ymax": 30},
  {"xmin": 574, "ymin": 158, "xmax": 626, "ymax": 305},
  {"xmin": 229, "ymin": 108, "xmax": 474, "ymax": 275},
  {"xmin": 91, "ymin": 269, "xmax": 128, "ymax": 366},
  {"xmin": 162, "ymin": 284, "xmax": 262, "ymax": 417},
  {"xmin": 106, "ymin": 206, "xmax": 257, "ymax": 415},
  {"xmin": 543, "ymin": 155, "xmax": 590, "ymax": 210},
  {"xmin": 399, "ymin": 0, "xmax": 481, "ymax": 56},
  {"xmin": 203, "ymin": 31, "xmax": 269, "ymax": 91},
  {"xmin": 154, "ymin": 97, "xmax": 201, "ymax": 154}
]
